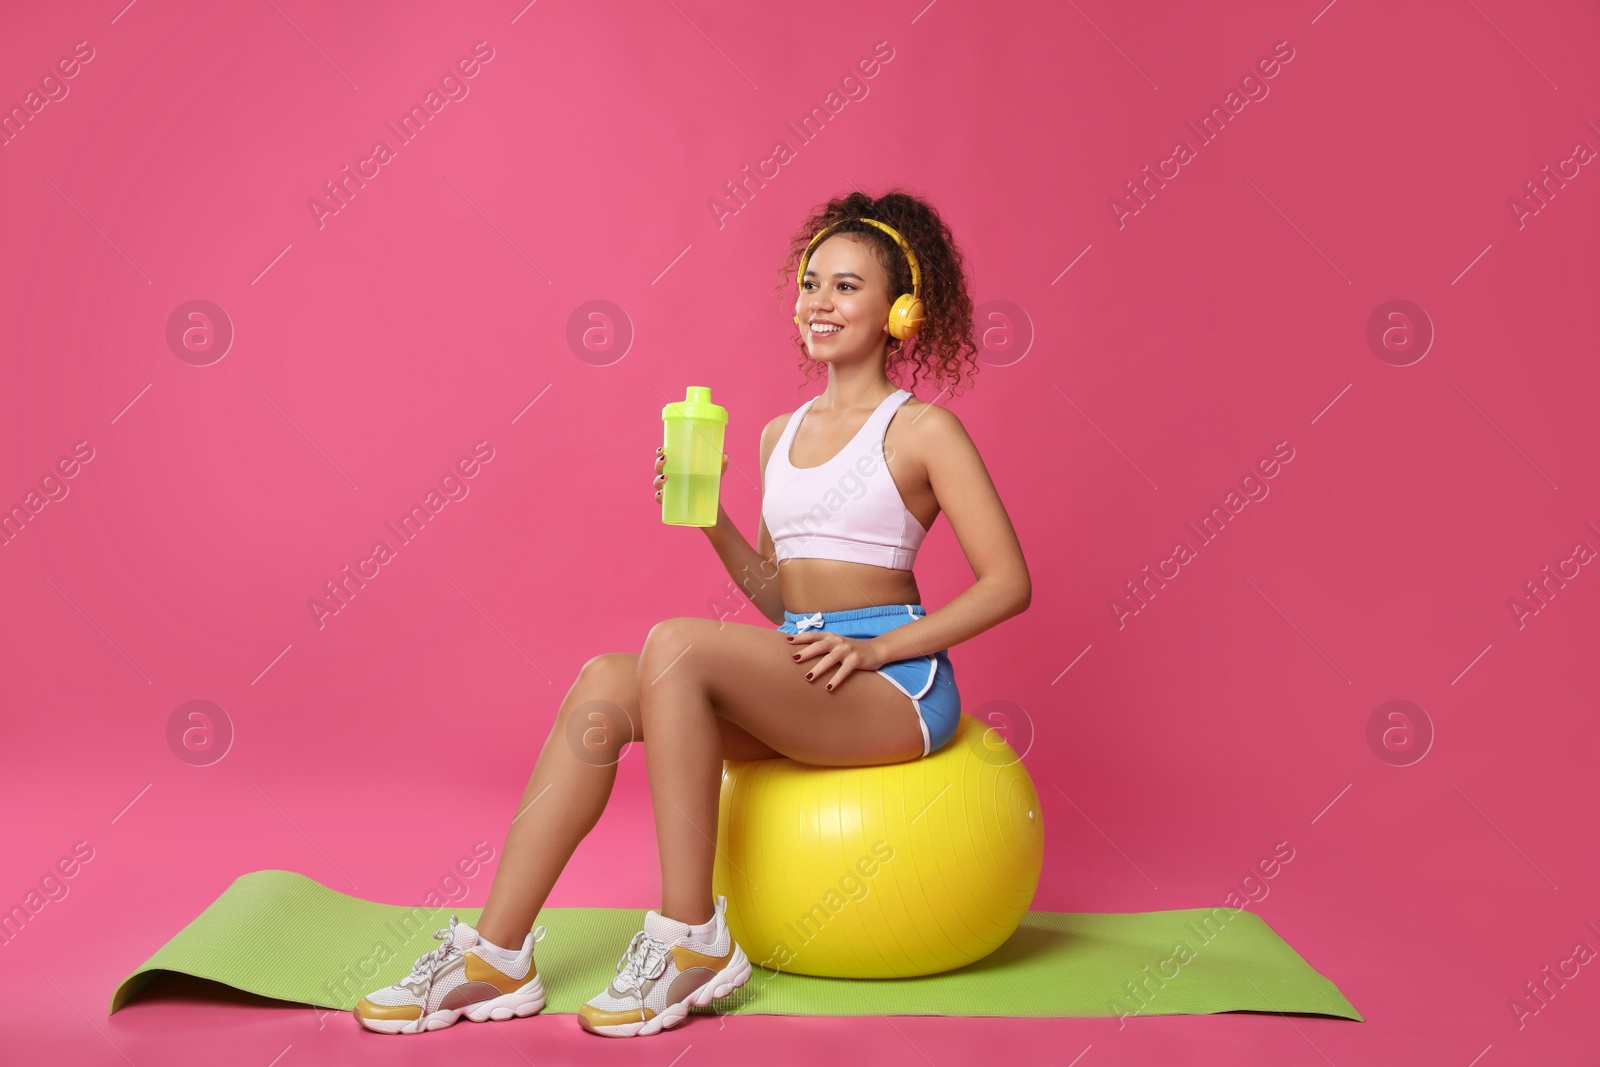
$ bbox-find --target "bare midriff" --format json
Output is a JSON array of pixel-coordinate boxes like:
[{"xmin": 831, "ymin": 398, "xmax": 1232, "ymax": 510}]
[{"xmin": 780, "ymin": 558, "xmax": 923, "ymax": 615}]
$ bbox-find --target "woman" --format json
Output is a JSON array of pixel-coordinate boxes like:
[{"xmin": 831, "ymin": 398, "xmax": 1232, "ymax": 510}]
[{"xmin": 353, "ymin": 189, "xmax": 1031, "ymax": 1038}]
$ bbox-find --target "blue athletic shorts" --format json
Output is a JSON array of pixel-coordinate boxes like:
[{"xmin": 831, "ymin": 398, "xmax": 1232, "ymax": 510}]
[{"xmin": 775, "ymin": 603, "xmax": 961, "ymax": 757}]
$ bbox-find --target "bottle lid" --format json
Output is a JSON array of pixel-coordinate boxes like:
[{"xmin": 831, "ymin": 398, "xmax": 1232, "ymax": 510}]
[{"xmin": 662, "ymin": 385, "xmax": 728, "ymax": 424}]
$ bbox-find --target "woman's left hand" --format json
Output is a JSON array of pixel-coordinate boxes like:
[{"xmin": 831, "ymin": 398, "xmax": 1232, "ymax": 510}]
[{"xmin": 786, "ymin": 632, "xmax": 886, "ymax": 692}]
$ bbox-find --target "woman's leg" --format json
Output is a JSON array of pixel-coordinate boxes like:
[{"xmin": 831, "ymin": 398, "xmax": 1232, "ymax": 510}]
[
  {"xmin": 475, "ymin": 651, "xmax": 780, "ymax": 948},
  {"xmin": 637, "ymin": 618, "xmax": 926, "ymax": 926}
]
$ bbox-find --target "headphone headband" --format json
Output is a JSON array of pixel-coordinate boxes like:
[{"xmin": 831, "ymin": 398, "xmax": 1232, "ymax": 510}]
[
  {"xmin": 795, "ymin": 217, "xmax": 922, "ymax": 298},
  {"xmin": 793, "ymin": 216, "xmax": 926, "ymax": 343}
]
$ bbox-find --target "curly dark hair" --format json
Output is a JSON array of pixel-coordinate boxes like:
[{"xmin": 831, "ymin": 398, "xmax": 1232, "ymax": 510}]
[{"xmin": 777, "ymin": 188, "xmax": 979, "ymax": 399}]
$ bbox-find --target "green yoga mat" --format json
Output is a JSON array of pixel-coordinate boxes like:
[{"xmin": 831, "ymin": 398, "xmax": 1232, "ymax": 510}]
[{"xmin": 110, "ymin": 870, "xmax": 1361, "ymax": 1022}]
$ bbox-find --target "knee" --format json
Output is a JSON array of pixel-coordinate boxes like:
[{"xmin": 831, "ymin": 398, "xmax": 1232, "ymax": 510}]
[
  {"xmin": 561, "ymin": 655, "xmax": 638, "ymax": 761},
  {"xmin": 568, "ymin": 653, "xmax": 637, "ymax": 727},
  {"xmin": 577, "ymin": 652, "xmax": 635, "ymax": 692},
  {"xmin": 638, "ymin": 618, "xmax": 703, "ymax": 686}
]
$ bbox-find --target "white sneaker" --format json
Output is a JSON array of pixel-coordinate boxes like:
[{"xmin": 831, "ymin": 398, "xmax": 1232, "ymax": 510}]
[
  {"xmin": 353, "ymin": 915, "xmax": 547, "ymax": 1035},
  {"xmin": 577, "ymin": 894, "xmax": 751, "ymax": 1037}
]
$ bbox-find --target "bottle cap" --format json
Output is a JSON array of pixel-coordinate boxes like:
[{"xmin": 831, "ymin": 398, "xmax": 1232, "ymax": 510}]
[{"xmin": 662, "ymin": 386, "xmax": 728, "ymax": 425}]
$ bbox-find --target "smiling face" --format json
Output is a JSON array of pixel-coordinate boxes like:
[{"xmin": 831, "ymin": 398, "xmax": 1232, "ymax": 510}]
[{"xmin": 796, "ymin": 233, "xmax": 896, "ymax": 366}]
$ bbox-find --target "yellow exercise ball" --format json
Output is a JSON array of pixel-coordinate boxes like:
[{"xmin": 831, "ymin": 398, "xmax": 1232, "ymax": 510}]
[{"xmin": 712, "ymin": 712, "xmax": 1043, "ymax": 978}]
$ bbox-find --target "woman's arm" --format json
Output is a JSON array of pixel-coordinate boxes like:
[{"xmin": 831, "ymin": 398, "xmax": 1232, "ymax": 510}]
[
  {"xmin": 865, "ymin": 404, "xmax": 1030, "ymax": 665},
  {"xmin": 700, "ymin": 415, "xmax": 789, "ymax": 626}
]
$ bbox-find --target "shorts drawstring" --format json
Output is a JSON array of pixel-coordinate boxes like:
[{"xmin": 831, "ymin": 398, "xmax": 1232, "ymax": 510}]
[{"xmin": 794, "ymin": 612, "xmax": 826, "ymax": 632}]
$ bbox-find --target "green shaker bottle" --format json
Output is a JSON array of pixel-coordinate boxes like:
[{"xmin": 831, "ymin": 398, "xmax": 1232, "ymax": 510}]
[{"xmin": 660, "ymin": 386, "xmax": 728, "ymax": 527}]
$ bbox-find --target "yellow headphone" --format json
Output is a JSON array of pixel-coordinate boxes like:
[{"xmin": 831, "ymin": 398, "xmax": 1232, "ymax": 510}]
[{"xmin": 793, "ymin": 217, "xmax": 925, "ymax": 342}]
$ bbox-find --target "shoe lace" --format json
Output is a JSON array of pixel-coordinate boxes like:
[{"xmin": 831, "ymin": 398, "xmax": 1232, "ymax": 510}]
[
  {"xmin": 393, "ymin": 917, "xmax": 549, "ymax": 1010},
  {"xmin": 613, "ymin": 929, "xmax": 670, "ymax": 997},
  {"xmin": 399, "ymin": 915, "xmax": 467, "ymax": 1008}
]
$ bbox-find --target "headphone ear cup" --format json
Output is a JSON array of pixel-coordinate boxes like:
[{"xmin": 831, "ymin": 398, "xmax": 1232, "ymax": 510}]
[{"xmin": 888, "ymin": 295, "xmax": 925, "ymax": 340}]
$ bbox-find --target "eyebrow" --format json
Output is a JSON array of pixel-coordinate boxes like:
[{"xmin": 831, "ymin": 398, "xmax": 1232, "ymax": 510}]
[{"xmin": 802, "ymin": 269, "xmax": 865, "ymax": 281}]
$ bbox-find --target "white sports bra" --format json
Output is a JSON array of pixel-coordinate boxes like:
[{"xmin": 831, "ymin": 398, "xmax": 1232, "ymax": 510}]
[{"xmin": 761, "ymin": 388, "xmax": 929, "ymax": 570}]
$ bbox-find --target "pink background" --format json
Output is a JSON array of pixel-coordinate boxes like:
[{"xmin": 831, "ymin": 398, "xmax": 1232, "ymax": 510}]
[{"xmin": 3, "ymin": 0, "xmax": 1598, "ymax": 1063}]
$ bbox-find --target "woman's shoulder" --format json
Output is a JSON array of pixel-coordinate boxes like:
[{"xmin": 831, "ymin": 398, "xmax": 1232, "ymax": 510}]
[
  {"xmin": 761, "ymin": 409, "xmax": 797, "ymax": 444},
  {"xmin": 759, "ymin": 408, "xmax": 800, "ymax": 468},
  {"xmin": 895, "ymin": 394, "xmax": 968, "ymax": 444},
  {"xmin": 891, "ymin": 396, "xmax": 980, "ymax": 478}
]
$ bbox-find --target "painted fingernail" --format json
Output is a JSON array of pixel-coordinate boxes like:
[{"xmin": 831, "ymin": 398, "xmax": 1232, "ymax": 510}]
[
  {"xmin": 826, "ymin": 684, "xmax": 833, "ymax": 691},
  {"xmin": 792, "ymin": 653, "xmax": 800, "ymax": 660},
  {"xmin": 785, "ymin": 636, "xmax": 794, "ymax": 642},
  {"xmin": 805, "ymin": 673, "xmax": 813, "ymax": 680}
]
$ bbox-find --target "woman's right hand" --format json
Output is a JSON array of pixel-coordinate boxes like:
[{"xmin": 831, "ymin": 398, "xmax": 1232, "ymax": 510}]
[{"xmin": 653, "ymin": 446, "xmax": 729, "ymax": 503}]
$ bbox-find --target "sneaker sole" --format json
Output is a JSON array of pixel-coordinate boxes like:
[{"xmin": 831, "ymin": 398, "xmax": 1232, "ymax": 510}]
[
  {"xmin": 581, "ymin": 943, "xmax": 752, "ymax": 1038},
  {"xmin": 356, "ymin": 977, "xmax": 547, "ymax": 1035}
]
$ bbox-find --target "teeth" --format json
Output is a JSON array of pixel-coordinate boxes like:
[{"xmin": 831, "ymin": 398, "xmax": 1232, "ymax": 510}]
[{"xmin": 811, "ymin": 323, "xmax": 842, "ymax": 333}]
